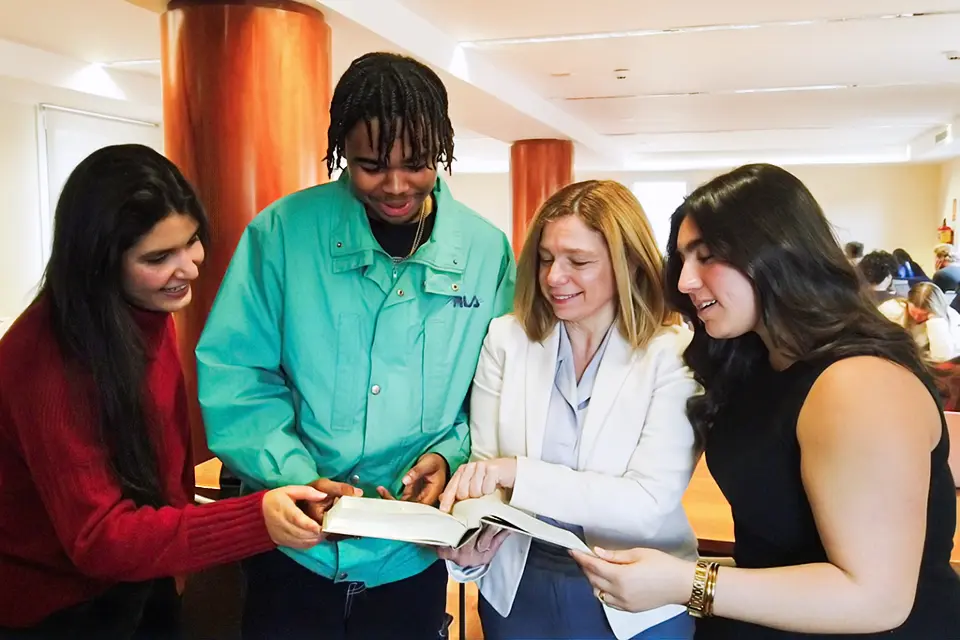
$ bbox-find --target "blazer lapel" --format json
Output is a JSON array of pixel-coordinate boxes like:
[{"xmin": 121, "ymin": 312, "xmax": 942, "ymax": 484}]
[
  {"xmin": 578, "ymin": 329, "xmax": 636, "ymax": 468},
  {"xmin": 525, "ymin": 325, "xmax": 559, "ymax": 461}
]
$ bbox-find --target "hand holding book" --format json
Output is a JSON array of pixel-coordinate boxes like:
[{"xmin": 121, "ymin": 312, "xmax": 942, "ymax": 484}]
[
  {"xmin": 438, "ymin": 457, "xmax": 517, "ymax": 513},
  {"xmin": 437, "ymin": 524, "xmax": 512, "ymax": 567},
  {"xmin": 397, "ymin": 452, "xmax": 449, "ymax": 505}
]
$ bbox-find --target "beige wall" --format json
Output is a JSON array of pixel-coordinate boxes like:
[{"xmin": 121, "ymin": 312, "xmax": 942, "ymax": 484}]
[
  {"xmin": 0, "ymin": 99, "xmax": 43, "ymax": 323},
  {"xmin": 447, "ymin": 163, "xmax": 945, "ymax": 274},
  {"xmin": 0, "ymin": 113, "xmax": 952, "ymax": 325},
  {"xmin": 442, "ymin": 171, "xmax": 512, "ymax": 238}
]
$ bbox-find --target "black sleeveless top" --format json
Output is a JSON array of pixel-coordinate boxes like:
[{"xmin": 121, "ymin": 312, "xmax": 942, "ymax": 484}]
[{"xmin": 698, "ymin": 357, "xmax": 960, "ymax": 639}]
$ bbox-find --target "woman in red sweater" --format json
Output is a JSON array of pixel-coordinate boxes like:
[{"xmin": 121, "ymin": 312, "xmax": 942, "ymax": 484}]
[{"xmin": 0, "ymin": 144, "xmax": 353, "ymax": 637}]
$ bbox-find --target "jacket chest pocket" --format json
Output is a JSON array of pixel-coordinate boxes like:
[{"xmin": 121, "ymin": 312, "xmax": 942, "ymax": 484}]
[{"xmin": 421, "ymin": 318, "xmax": 454, "ymax": 433}]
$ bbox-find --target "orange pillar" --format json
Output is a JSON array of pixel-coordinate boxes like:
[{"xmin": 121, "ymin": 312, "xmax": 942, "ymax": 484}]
[
  {"xmin": 161, "ymin": 0, "xmax": 331, "ymax": 462},
  {"xmin": 510, "ymin": 139, "xmax": 575, "ymax": 255}
]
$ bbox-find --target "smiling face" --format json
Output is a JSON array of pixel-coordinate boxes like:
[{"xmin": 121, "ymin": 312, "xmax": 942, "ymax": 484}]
[
  {"xmin": 675, "ymin": 216, "xmax": 760, "ymax": 339},
  {"xmin": 345, "ymin": 118, "xmax": 437, "ymax": 225},
  {"xmin": 537, "ymin": 215, "xmax": 616, "ymax": 326},
  {"xmin": 121, "ymin": 213, "xmax": 205, "ymax": 313}
]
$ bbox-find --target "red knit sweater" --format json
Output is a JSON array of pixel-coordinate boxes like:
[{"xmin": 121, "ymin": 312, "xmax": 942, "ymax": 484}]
[{"xmin": 0, "ymin": 299, "xmax": 275, "ymax": 627}]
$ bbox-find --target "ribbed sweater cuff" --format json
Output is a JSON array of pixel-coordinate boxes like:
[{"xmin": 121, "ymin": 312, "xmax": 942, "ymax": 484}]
[{"xmin": 185, "ymin": 490, "xmax": 274, "ymax": 570}]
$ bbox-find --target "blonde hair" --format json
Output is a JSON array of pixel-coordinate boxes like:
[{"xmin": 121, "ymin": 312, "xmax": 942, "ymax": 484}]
[
  {"xmin": 934, "ymin": 243, "xmax": 959, "ymax": 263},
  {"xmin": 907, "ymin": 282, "xmax": 949, "ymax": 324},
  {"xmin": 905, "ymin": 281, "xmax": 949, "ymax": 330},
  {"xmin": 514, "ymin": 179, "xmax": 678, "ymax": 349}
]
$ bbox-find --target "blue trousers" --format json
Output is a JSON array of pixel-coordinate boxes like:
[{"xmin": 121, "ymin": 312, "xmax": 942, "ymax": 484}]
[{"xmin": 478, "ymin": 560, "xmax": 694, "ymax": 640}]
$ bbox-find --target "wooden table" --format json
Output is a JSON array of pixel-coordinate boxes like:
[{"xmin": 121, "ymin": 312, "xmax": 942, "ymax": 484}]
[{"xmin": 682, "ymin": 459, "xmax": 960, "ymax": 569}]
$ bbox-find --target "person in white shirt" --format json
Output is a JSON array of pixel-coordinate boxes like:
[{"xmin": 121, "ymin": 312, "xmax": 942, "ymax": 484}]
[
  {"xmin": 436, "ymin": 180, "xmax": 700, "ymax": 640},
  {"xmin": 903, "ymin": 281, "xmax": 960, "ymax": 362}
]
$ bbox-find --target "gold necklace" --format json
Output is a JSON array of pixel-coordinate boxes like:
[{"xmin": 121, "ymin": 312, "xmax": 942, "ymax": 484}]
[{"xmin": 398, "ymin": 196, "xmax": 432, "ymax": 261}]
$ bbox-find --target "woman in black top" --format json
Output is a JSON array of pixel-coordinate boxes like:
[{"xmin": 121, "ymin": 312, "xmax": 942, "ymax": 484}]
[{"xmin": 573, "ymin": 164, "xmax": 960, "ymax": 637}]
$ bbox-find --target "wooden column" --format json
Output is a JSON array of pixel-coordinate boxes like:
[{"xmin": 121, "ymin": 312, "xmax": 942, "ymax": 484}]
[
  {"xmin": 510, "ymin": 139, "xmax": 574, "ymax": 254},
  {"xmin": 161, "ymin": 0, "xmax": 331, "ymax": 462}
]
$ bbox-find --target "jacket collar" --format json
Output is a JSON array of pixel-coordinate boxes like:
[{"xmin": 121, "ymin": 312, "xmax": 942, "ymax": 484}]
[{"xmin": 330, "ymin": 172, "xmax": 463, "ymax": 274}]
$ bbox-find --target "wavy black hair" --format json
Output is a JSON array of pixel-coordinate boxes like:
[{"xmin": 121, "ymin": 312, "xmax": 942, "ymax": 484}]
[
  {"xmin": 664, "ymin": 164, "xmax": 929, "ymax": 442},
  {"xmin": 37, "ymin": 144, "xmax": 208, "ymax": 507}
]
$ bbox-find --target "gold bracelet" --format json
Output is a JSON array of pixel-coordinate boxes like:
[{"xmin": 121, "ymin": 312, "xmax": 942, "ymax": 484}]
[
  {"xmin": 704, "ymin": 562, "xmax": 720, "ymax": 617},
  {"xmin": 686, "ymin": 559, "xmax": 715, "ymax": 618}
]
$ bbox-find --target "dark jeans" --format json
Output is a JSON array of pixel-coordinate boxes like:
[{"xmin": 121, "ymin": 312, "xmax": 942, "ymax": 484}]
[
  {"xmin": 0, "ymin": 578, "xmax": 181, "ymax": 640},
  {"xmin": 241, "ymin": 551, "xmax": 449, "ymax": 640}
]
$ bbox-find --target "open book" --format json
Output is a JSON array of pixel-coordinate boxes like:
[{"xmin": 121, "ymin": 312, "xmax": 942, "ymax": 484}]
[{"xmin": 321, "ymin": 492, "xmax": 594, "ymax": 555}]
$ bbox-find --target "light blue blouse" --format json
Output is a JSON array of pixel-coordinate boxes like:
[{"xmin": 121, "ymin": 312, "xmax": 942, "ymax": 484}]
[{"xmin": 529, "ymin": 322, "xmax": 613, "ymax": 569}]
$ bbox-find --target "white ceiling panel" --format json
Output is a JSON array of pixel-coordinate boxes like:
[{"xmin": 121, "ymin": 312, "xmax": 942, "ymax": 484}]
[
  {"xmin": 397, "ymin": 0, "xmax": 960, "ymax": 41},
  {"xmin": 476, "ymin": 14, "xmax": 960, "ymax": 98},
  {"xmin": 613, "ymin": 125, "xmax": 929, "ymax": 154},
  {"xmin": 567, "ymin": 84, "xmax": 960, "ymax": 134},
  {"xmin": 0, "ymin": 0, "xmax": 160, "ymax": 64}
]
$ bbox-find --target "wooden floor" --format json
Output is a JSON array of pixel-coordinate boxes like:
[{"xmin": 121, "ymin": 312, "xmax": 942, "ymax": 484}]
[{"xmin": 446, "ymin": 580, "xmax": 481, "ymax": 640}]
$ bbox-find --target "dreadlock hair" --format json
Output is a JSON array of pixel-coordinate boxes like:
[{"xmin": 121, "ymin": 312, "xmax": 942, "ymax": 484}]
[{"xmin": 325, "ymin": 52, "xmax": 455, "ymax": 177}]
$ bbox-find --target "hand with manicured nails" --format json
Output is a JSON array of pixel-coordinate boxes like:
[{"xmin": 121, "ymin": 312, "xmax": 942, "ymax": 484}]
[
  {"xmin": 261, "ymin": 485, "xmax": 337, "ymax": 550},
  {"xmin": 437, "ymin": 525, "xmax": 512, "ymax": 568},
  {"xmin": 437, "ymin": 458, "xmax": 517, "ymax": 513},
  {"xmin": 570, "ymin": 547, "xmax": 693, "ymax": 613},
  {"xmin": 377, "ymin": 453, "xmax": 448, "ymax": 506}
]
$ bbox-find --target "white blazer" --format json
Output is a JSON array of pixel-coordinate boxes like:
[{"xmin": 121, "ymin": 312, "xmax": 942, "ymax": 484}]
[{"xmin": 449, "ymin": 315, "xmax": 701, "ymax": 640}]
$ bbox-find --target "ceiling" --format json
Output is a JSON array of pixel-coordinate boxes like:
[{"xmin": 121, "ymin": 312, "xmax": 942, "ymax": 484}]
[
  {"xmin": 0, "ymin": 0, "xmax": 160, "ymax": 65},
  {"xmin": 390, "ymin": 0, "xmax": 960, "ymax": 168},
  {"xmin": 2, "ymin": 0, "xmax": 960, "ymax": 171}
]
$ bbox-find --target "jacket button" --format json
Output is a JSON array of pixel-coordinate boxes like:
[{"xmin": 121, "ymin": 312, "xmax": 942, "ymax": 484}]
[
  {"xmin": 350, "ymin": 474, "xmax": 361, "ymax": 486},
  {"xmin": 371, "ymin": 384, "xmax": 381, "ymax": 395},
  {"xmin": 336, "ymin": 242, "xmax": 342, "ymax": 248},
  {"xmin": 338, "ymin": 572, "xmax": 348, "ymax": 580},
  {"xmin": 452, "ymin": 283, "xmax": 460, "ymax": 291},
  {"xmin": 397, "ymin": 289, "xmax": 404, "ymax": 296}
]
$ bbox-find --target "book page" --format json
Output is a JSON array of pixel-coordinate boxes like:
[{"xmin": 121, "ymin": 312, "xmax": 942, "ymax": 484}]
[
  {"xmin": 321, "ymin": 497, "xmax": 467, "ymax": 547},
  {"xmin": 449, "ymin": 493, "xmax": 594, "ymax": 555},
  {"xmin": 479, "ymin": 500, "xmax": 595, "ymax": 555},
  {"xmin": 449, "ymin": 493, "xmax": 507, "ymax": 530}
]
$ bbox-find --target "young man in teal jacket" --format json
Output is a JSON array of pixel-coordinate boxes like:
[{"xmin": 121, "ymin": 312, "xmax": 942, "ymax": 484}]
[{"xmin": 196, "ymin": 52, "xmax": 515, "ymax": 639}]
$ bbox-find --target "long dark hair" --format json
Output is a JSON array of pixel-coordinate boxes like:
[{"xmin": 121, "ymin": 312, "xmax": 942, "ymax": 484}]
[
  {"xmin": 37, "ymin": 144, "xmax": 208, "ymax": 507},
  {"xmin": 664, "ymin": 164, "xmax": 930, "ymax": 441},
  {"xmin": 325, "ymin": 52, "xmax": 455, "ymax": 177}
]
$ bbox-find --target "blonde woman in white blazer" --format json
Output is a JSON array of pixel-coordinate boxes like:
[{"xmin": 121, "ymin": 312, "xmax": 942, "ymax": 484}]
[{"xmin": 437, "ymin": 180, "xmax": 700, "ymax": 640}]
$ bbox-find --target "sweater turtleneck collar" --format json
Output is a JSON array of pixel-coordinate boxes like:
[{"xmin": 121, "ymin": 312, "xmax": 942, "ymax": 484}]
[{"xmin": 128, "ymin": 304, "xmax": 172, "ymax": 354}]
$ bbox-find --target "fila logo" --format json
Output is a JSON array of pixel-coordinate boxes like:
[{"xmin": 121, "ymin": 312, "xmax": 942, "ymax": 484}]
[{"xmin": 450, "ymin": 295, "xmax": 481, "ymax": 308}]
